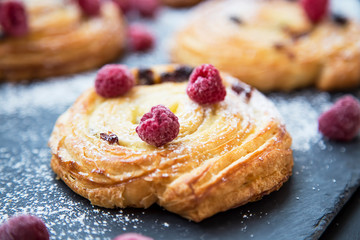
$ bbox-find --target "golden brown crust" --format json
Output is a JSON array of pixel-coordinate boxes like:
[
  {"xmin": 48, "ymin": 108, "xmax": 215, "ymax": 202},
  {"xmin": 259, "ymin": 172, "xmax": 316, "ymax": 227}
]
[
  {"xmin": 160, "ymin": 0, "xmax": 203, "ymax": 8},
  {"xmin": 171, "ymin": 0, "xmax": 360, "ymax": 91},
  {"xmin": 0, "ymin": 1, "xmax": 126, "ymax": 82},
  {"xmin": 49, "ymin": 64, "xmax": 293, "ymax": 222}
]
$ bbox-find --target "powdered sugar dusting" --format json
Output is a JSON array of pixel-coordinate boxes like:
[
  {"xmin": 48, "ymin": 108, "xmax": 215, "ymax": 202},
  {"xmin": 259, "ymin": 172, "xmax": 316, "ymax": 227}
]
[
  {"xmin": 269, "ymin": 90, "xmax": 332, "ymax": 151},
  {"xmin": 0, "ymin": 147, "xmax": 147, "ymax": 239},
  {"xmin": 0, "ymin": 72, "xmax": 95, "ymax": 116}
]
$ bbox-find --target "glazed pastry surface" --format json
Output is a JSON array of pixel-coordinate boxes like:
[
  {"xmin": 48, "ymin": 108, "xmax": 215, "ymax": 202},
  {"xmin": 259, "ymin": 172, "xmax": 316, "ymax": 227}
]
[
  {"xmin": 172, "ymin": 0, "xmax": 360, "ymax": 91},
  {"xmin": 0, "ymin": 0, "xmax": 126, "ymax": 81},
  {"xmin": 49, "ymin": 65, "xmax": 293, "ymax": 222}
]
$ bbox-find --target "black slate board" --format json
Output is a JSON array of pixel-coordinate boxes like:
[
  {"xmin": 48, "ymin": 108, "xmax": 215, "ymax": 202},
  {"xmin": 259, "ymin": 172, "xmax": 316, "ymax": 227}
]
[
  {"xmin": 321, "ymin": 187, "xmax": 360, "ymax": 240},
  {"xmin": 0, "ymin": 2, "xmax": 360, "ymax": 240}
]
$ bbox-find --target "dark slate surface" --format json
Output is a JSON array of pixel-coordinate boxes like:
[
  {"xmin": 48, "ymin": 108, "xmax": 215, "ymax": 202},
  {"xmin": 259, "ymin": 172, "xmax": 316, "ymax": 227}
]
[
  {"xmin": 0, "ymin": 2, "xmax": 360, "ymax": 240},
  {"xmin": 320, "ymin": 187, "xmax": 360, "ymax": 240}
]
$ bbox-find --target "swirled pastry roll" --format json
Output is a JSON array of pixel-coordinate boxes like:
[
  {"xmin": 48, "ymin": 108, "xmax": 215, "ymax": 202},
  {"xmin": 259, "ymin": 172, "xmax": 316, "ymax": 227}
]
[
  {"xmin": 0, "ymin": 0, "xmax": 126, "ymax": 82},
  {"xmin": 161, "ymin": 0, "xmax": 203, "ymax": 8},
  {"xmin": 171, "ymin": 0, "xmax": 360, "ymax": 91},
  {"xmin": 49, "ymin": 65, "xmax": 293, "ymax": 222}
]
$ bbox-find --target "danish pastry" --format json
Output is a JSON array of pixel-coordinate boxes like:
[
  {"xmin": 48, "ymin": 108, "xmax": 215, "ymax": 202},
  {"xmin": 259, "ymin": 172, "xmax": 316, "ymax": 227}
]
[
  {"xmin": 171, "ymin": 0, "xmax": 360, "ymax": 91},
  {"xmin": 49, "ymin": 64, "xmax": 293, "ymax": 222},
  {"xmin": 160, "ymin": 0, "xmax": 203, "ymax": 8},
  {"xmin": 0, "ymin": 0, "xmax": 126, "ymax": 82}
]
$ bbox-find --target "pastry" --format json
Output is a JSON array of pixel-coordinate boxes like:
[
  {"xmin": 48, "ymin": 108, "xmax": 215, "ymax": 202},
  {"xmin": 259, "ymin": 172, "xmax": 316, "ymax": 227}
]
[
  {"xmin": 171, "ymin": 0, "xmax": 360, "ymax": 91},
  {"xmin": 49, "ymin": 64, "xmax": 293, "ymax": 222},
  {"xmin": 161, "ymin": 0, "xmax": 203, "ymax": 8},
  {"xmin": 0, "ymin": 0, "xmax": 126, "ymax": 82}
]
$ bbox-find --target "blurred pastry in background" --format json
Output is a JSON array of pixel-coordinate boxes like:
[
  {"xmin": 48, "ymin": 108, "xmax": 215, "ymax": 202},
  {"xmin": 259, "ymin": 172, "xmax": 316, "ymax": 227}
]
[
  {"xmin": 0, "ymin": 0, "xmax": 126, "ymax": 82},
  {"xmin": 171, "ymin": 0, "xmax": 360, "ymax": 91},
  {"xmin": 161, "ymin": 0, "xmax": 203, "ymax": 8}
]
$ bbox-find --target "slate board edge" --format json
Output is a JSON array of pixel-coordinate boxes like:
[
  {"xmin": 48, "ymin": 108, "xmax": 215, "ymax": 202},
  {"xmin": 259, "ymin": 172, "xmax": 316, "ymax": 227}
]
[{"xmin": 311, "ymin": 177, "xmax": 360, "ymax": 240}]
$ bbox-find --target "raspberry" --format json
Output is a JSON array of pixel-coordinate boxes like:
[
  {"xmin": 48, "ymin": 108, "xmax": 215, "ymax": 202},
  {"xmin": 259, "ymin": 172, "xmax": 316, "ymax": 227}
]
[
  {"xmin": 95, "ymin": 64, "xmax": 135, "ymax": 98},
  {"xmin": 301, "ymin": 0, "xmax": 328, "ymax": 23},
  {"xmin": 127, "ymin": 24, "xmax": 154, "ymax": 52},
  {"xmin": 186, "ymin": 64, "xmax": 226, "ymax": 104},
  {"xmin": 112, "ymin": 0, "xmax": 132, "ymax": 14},
  {"xmin": 318, "ymin": 95, "xmax": 360, "ymax": 141},
  {"xmin": 0, "ymin": 1, "xmax": 29, "ymax": 37},
  {"xmin": 113, "ymin": 233, "xmax": 153, "ymax": 240},
  {"xmin": 131, "ymin": 0, "xmax": 160, "ymax": 18},
  {"xmin": 76, "ymin": 0, "xmax": 101, "ymax": 16},
  {"xmin": 136, "ymin": 105, "xmax": 180, "ymax": 147},
  {"xmin": 0, "ymin": 215, "xmax": 49, "ymax": 240}
]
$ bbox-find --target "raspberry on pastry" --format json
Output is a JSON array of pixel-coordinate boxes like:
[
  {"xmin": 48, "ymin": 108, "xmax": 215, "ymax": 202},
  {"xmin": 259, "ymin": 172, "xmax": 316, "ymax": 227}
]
[
  {"xmin": 0, "ymin": 0, "xmax": 126, "ymax": 82},
  {"xmin": 49, "ymin": 64, "xmax": 293, "ymax": 222},
  {"xmin": 113, "ymin": 0, "xmax": 160, "ymax": 18},
  {"xmin": 0, "ymin": 1, "xmax": 29, "ymax": 37},
  {"xmin": 186, "ymin": 64, "xmax": 226, "ymax": 104},
  {"xmin": 171, "ymin": 0, "xmax": 360, "ymax": 91},
  {"xmin": 76, "ymin": 0, "xmax": 101, "ymax": 16},
  {"xmin": 136, "ymin": 105, "xmax": 180, "ymax": 147},
  {"xmin": 95, "ymin": 64, "xmax": 135, "ymax": 98},
  {"xmin": 112, "ymin": 0, "xmax": 132, "ymax": 14},
  {"xmin": 300, "ymin": 0, "xmax": 329, "ymax": 23}
]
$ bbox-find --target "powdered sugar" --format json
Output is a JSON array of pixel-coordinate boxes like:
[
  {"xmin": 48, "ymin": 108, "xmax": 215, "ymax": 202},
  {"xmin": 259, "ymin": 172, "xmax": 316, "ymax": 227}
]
[
  {"xmin": 0, "ymin": 147, "xmax": 148, "ymax": 240},
  {"xmin": 0, "ymin": 73, "xmax": 95, "ymax": 116},
  {"xmin": 269, "ymin": 90, "xmax": 332, "ymax": 151}
]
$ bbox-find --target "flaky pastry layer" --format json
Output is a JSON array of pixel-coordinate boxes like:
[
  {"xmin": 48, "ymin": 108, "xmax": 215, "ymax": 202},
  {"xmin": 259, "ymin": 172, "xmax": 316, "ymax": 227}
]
[
  {"xmin": 49, "ymin": 65, "xmax": 293, "ymax": 222},
  {"xmin": 0, "ymin": 0, "xmax": 126, "ymax": 82},
  {"xmin": 171, "ymin": 0, "xmax": 360, "ymax": 91}
]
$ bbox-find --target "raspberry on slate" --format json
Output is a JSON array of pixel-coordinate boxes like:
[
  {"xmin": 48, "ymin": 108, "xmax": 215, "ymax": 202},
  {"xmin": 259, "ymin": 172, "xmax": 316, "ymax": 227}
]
[
  {"xmin": 132, "ymin": 0, "xmax": 160, "ymax": 18},
  {"xmin": 136, "ymin": 105, "xmax": 180, "ymax": 147},
  {"xmin": 127, "ymin": 24, "xmax": 155, "ymax": 52},
  {"xmin": 95, "ymin": 64, "xmax": 135, "ymax": 98},
  {"xmin": 0, "ymin": 0, "xmax": 29, "ymax": 37},
  {"xmin": 76, "ymin": 0, "xmax": 101, "ymax": 16},
  {"xmin": 113, "ymin": 233, "xmax": 154, "ymax": 240},
  {"xmin": 0, "ymin": 215, "xmax": 50, "ymax": 240},
  {"xmin": 186, "ymin": 64, "xmax": 226, "ymax": 104},
  {"xmin": 318, "ymin": 95, "xmax": 360, "ymax": 141},
  {"xmin": 300, "ymin": 0, "xmax": 328, "ymax": 23}
]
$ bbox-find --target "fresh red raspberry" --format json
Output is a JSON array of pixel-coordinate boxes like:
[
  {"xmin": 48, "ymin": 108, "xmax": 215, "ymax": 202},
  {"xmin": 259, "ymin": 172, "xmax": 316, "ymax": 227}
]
[
  {"xmin": 112, "ymin": 0, "xmax": 132, "ymax": 14},
  {"xmin": 131, "ymin": 0, "xmax": 160, "ymax": 18},
  {"xmin": 113, "ymin": 233, "xmax": 153, "ymax": 240},
  {"xmin": 136, "ymin": 105, "xmax": 180, "ymax": 147},
  {"xmin": 127, "ymin": 24, "xmax": 154, "ymax": 52},
  {"xmin": 186, "ymin": 64, "xmax": 226, "ymax": 104},
  {"xmin": 0, "ymin": 0, "xmax": 29, "ymax": 37},
  {"xmin": 95, "ymin": 64, "xmax": 135, "ymax": 98},
  {"xmin": 318, "ymin": 95, "xmax": 360, "ymax": 141},
  {"xmin": 301, "ymin": 0, "xmax": 329, "ymax": 23},
  {"xmin": 0, "ymin": 215, "xmax": 49, "ymax": 240},
  {"xmin": 76, "ymin": 0, "xmax": 101, "ymax": 16}
]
